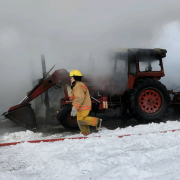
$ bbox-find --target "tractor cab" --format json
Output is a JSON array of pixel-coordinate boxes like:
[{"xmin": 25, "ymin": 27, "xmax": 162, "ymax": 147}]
[{"xmin": 114, "ymin": 48, "xmax": 167, "ymax": 89}]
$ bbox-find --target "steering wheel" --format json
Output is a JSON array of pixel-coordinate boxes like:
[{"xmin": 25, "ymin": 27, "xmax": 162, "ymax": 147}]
[
  {"xmin": 145, "ymin": 67, "xmax": 149, "ymax": 71},
  {"xmin": 145, "ymin": 67, "xmax": 152, "ymax": 71}
]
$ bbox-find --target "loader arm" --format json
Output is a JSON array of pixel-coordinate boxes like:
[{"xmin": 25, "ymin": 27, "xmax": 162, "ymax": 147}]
[
  {"xmin": 8, "ymin": 69, "xmax": 70, "ymax": 112},
  {"xmin": 3, "ymin": 69, "xmax": 70, "ymax": 130}
]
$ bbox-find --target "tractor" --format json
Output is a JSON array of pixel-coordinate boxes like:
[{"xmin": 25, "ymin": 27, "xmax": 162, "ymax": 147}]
[{"xmin": 3, "ymin": 48, "xmax": 175, "ymax": 131}]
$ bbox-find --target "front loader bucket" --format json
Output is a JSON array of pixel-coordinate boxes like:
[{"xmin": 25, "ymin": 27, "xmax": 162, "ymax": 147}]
[{"xmin": 4, "ymin": 104, "xmax": 37, "ymax": 131}]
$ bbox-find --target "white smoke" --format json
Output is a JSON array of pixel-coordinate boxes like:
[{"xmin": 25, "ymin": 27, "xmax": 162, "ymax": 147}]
[{"xmin": 1, "ymin": 0, "xmax": 180, "ymax": 115}]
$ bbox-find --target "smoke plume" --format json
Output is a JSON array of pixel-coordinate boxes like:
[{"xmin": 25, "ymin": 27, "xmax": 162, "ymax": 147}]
[{"xmin": 1, "ymin": 0, "xmax": 180, "ymax": 116}]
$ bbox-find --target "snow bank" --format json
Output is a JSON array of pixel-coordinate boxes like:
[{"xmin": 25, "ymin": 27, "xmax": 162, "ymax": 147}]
[
  {"xmin": 0, "ymin": 130, "xmax": 43, "ymax": 143},
  {"xmin": 1, "ymin": 120, "xmax": 180, "ymax": 143},
  {"xmin": 0, "ymin": 127, "xmax": 180, "ymax": 179}
]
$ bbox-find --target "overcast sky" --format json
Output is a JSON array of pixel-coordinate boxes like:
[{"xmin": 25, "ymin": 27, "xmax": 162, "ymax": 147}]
[{"xmin": 1, "ymin": 0, "xmax": 180, "ymax": 115}]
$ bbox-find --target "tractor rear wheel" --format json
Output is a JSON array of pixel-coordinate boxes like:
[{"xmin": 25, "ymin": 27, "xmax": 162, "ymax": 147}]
[
  {"xmin": 129, "ymin": 79, "xmax": 170, "ymax": 121},
  {"xmin": 57, "ymin": 105, "xmax": 79, "ymax": 129}
]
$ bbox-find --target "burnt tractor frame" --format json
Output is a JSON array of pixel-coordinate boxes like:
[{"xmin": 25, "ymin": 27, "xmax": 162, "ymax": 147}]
[{"xmin": 3, "ymin": 48, "xmax": 179, "ymax": 130}]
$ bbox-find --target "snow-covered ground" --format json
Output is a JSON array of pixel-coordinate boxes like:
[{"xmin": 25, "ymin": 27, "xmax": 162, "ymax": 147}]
[{"xmin": 0, "ymin": 120, "xmax": 180, "ymax": 179}]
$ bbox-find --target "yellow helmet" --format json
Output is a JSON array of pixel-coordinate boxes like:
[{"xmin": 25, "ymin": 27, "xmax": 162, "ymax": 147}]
[{"xmin": 69, "ymin": 70, "xmax": 83, "ymax": 77}]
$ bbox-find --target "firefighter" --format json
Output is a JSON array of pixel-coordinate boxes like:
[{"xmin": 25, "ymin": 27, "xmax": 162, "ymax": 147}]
[{"xmin": 69, "ymin": 70, "xmax": 102, "ymax": 136}]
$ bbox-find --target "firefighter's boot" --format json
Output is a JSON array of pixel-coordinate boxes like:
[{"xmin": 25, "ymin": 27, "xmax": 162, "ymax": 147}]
[{"xmin": 96, "ymin": 119, "xmax": 102, "ymax": 130}]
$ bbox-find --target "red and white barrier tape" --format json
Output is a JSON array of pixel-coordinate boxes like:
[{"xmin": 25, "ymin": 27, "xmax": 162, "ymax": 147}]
[{"xmin": 0, "ymin": 129, "xmax": 180, "ymax": 147}]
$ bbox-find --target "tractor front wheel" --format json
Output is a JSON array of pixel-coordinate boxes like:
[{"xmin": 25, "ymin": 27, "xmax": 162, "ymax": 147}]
[
  {"xmin": 129, "ymin": 79, "xmax": 170, "ymax": 121},
  {"xmin": 57, "ymin": 105, "xmax": 79, "ymax": 129}
]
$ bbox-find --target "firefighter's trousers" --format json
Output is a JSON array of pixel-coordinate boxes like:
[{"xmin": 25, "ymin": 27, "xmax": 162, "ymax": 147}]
[{"xmin": 77, "ymin": 110, "xmax": 99, "ymax": 136}]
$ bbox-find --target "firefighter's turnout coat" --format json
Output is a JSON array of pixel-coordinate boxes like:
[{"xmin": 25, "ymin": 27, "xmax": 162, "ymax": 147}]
[
  {"xmin": 69, "ymin": 81, "xmax": 91, "ymax": 111},
  {"xmin": 69, "ymin": 81, "xmax": 100, "ymax": 135}
]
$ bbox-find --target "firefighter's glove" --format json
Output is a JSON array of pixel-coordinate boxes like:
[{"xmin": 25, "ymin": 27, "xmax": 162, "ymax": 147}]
[{"xmin": 71, "ymin": 108, "xmax": 77, "ymax": 117}]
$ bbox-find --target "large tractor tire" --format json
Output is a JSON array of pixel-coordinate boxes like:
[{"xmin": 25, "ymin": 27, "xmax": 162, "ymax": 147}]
[
  {"xmin": 129, "ymin": 78, "xmax": 170, "ymax": 121},
  {"xmin": 57, "ymin": 105, "xmax": 79, "ymax": 129}
]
